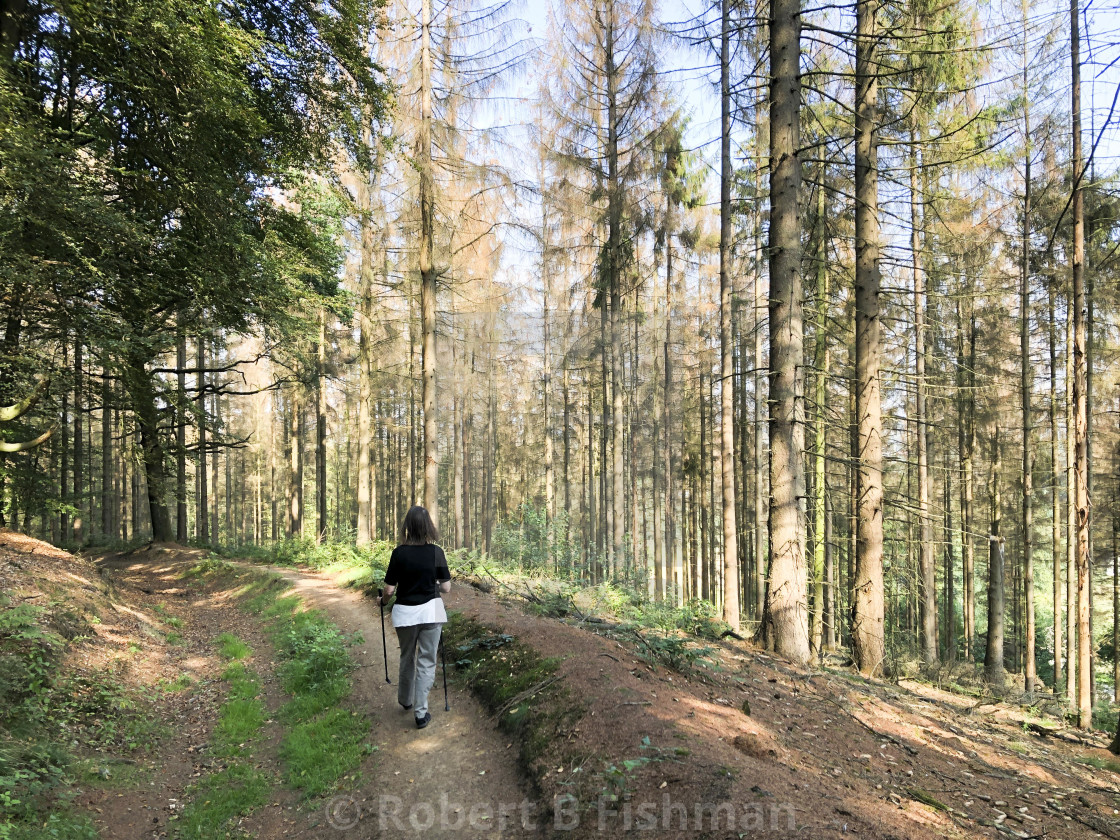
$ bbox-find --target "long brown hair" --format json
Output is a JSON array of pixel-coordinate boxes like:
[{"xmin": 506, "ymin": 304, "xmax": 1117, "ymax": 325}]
[{"xmin": 400, "ymin": 505, "xmax": 439, "ymax": 545}]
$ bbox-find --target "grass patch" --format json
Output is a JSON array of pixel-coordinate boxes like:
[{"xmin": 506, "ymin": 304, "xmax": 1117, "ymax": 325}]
[
  {"xmin": 213, "ymin": 640, "xmax": 264, "ymax": 759},
  {"xmin": 174, "ymin": 635, "xmax": 269, "ymax": 835},
  {"xmin": 158, "ymin": 674, "xmax": 194, "ymax": 693},
  {"xmin": 279, "ymin": 707, "xmax": 373, "ymax": 796},
  {"xmin": 216, "ymin": 633, "xmax": 251, "ymax": 661},
  {"xmin": 1075, "ymin": 753, "xmax": 1120, "ymax": 773},
  {"xmin": 75, "ymin": 756, "xmax": 150, "ymax": 789},
  {"xmin": 188, "ymin": 564, "xmax": 373, "ymax": 801},
  {"xmin": 214, "ymin": 697, "xmax": 264, "ymax": 758},
  {"xmin": 174, "ymin": 763, "xmax": 270, "ymax": 839}
]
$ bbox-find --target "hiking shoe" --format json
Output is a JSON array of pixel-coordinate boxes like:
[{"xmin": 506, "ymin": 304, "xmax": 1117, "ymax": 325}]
[
  {"xmin": 399, "ymin": 702, "xmax": 412, "ymax": 710},
  {"xmin": 415, "ymin": 712, "xmax": 432, "ymax": 729}
]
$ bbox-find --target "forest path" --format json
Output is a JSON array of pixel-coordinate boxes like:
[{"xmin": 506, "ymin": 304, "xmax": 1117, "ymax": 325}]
[{"xmin": 264, "ymin": 564, "xmax": 544, "ymax": 839}]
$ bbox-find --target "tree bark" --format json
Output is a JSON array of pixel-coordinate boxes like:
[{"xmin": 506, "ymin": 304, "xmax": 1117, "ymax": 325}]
[
  {"xmin": 985, "ymin": 430, "xmax": 1005, "ymax": 683},
  {"xmin": 316, "ymin": 312, "xmax": 328, "ymax": 541},
  {"xmin": 1070, "ymin": 0, "xmax": 1092, "ymax": 729},
  {"xmin": 759, "ymin": 0, "xmax": 809, "ymax": 665},
  {"xmin": 197, "ymin": 337, "xmax": 208, "ymax": 543},
  {"xmin": 175, "ymin": 335, "xmax": 187, "ymax": 541},
  {"xmin": 1049, "ymin": 276, "xmax": 1063, "ymax": 692},
  {"xmin": 943, "ymin": 446, "xmax": 956, "ymax": 659},
  {"xmin": 420, "ymin": 0, "xmax": 438, "ymax": 524},
  {"xmin": 957, "ymin": 293, "xmax": 976, "ymax": 660},
  {"xmin": 851, "ymin": 0, "xmax": 885, "ymax": 677},
  {"xmin": 72, "ymin": 336, "xmax": 83, "ymax": 542},
  {"xmin": 719, "ymin": 0, "xmax": 740, "ymax": 628},
  {"xmin": 811, "ymin": 179, "xmax": 829, "ymax": 660},
  {"xmin": 663, "ymin": 197, "xmax": 675, "ymax": 602},
  {"xmin": 124, "ymin": 354, "xmax": 173, "ymax": 542},
  {"xmin": 911, "ymin": 133, "xmax": 936, "ymax": 666},
  {"xmin": 288, "ymin": 389, "xmax": 303, "ymax": 538},
  {"xmin": 1020, "ymin": 35, "xmax": 1036, "ymax": 689},
  {"xmin": 356, "ymin": 141, "xmax": 379, "ymax": 544},
  {"xmin": 607, "ymin": 23, "xmax": 625, "ymax": 580}
]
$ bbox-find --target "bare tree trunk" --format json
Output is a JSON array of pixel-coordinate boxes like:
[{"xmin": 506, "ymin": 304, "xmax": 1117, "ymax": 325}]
[
  {"xmin": 1070, "ymin": 0, "xmax": 1092, "ymax": 729},
  {"xmin": 663, "ymin": 210, "xmax": 675, "ymax": 602},
  {"xmin": 211, "ymin": 366, "xmax": 221, "ymax": 543},
  {"xmin": 1020, "ymin": 35, "xmax": 1036, "ymax": 689},
  {"xmin": 600, "ymin": 301, "xmax": 609, "ymax": 568},
  {"xmin": 124, "ymin": 354, "xmax": 173, "ymax": 542},
  {"xmin": 1049, "ymin": 279, "xmax": 1063, "ymax": 691},
  {"xmin": 542, "ymin": 161, "xmax": 555, "ymax": 549},
  {"xmin": 718, "ymin": 0, "xmax": 740, "ymax": 627},
  {"xmin": 484, "ymin": 339, "xmax": 496, "ymax": 553},
  {"xmin": 356, "ymin": 219, "xmax": 373, "ymax": 544},
  {"xmin": 759, "ymin": 0, "xmax": 809, "ymax": 665},
  {"xmin": 851, "ymin": 0, "xmax": 885, "ymax": 677},
  {"xmin": 1067, "ymin": 300, "xmax": 1077, "ymax": 713},
  {"xmin": 288, "ymin": 389, "xmax": 303, "ymax": 538},
  {"xmin": 197, "ymin": 338, "xmax": 208, "ymax": 543},
  {"xmin": 958, "ymin": 295, "xmax": 976, "ymax": 660},
  {"xmin": 911, "ymin": 133, "xmax": 936, "ymax": 666},
  {"xmin": 73, "ymin": 337, "xmax": 83, "ymax": 542},
  {"xmin": 453, "ymin": 394, "xmax": 464, "ymax": 548},
  {"xmin": 316, "ymin": 313, "xmax": 328, "ymax": 541},
  {"xmin": 753, "ymin": 14, "xmax": 769, "ymax": 625},
  {"xmin": 419, "ymin": 0, "xmax": 438, "ymax": 524},
  {"xmin": 811, "ymin": 179, "xmax": 828, "ymax": 660},
  {"xmin": 175, "ymin": 336, "xmax": 187, "ymax": 541},
  {"xmin": 943, "ymin": 447, "xmax": 956, "ymax": 660},
  {"xmin": 985, "ymin": 430, "xmax": 1006, "ymax": 683}
]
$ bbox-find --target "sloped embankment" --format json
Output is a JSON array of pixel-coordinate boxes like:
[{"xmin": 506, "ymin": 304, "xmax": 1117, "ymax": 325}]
[{"xmin": 443, "ymin": 577, "xmax": 1120, "ymax": 840}]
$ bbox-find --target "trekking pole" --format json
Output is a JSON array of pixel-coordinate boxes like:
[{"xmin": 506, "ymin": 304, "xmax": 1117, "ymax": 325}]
[
  {"xmin": 377, "ymin": 589, "xmax": 390, "ymax": 684},
  {"xmin": 440, "ymin": 637, "xmax": 450, "ymax": 711}
]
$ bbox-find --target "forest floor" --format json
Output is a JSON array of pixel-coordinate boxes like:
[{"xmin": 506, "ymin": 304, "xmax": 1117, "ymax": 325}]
[{"xmin": 2, "ymin": 529, "xmax": 1119, "ymax": 839}]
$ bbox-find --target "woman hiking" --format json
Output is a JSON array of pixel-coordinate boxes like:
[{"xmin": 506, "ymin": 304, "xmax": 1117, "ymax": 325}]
[{"xmin": 379, "ymin": 505, "xmax": 450, "ymax": 729}]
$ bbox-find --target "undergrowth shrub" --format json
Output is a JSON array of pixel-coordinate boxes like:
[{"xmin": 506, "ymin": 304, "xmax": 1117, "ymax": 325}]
[{"xmin": 0, "ymin": 596, "xmax": 158, "ymax": 836}]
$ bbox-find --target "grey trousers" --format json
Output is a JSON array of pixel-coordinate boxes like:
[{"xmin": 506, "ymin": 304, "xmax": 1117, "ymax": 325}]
[{"xmin": 396, "ymin": 622, "xmax": 442, "ymax": 717}]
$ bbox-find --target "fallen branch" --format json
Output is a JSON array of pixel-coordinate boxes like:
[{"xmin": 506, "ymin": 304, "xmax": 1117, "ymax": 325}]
[
  {"xmin": 1068, "ymin": 808, "xmax": 1120, "ymax": 840},
  {"xmin": 491, "ymin": 675, "xmax": 562, "ymax": 720},
  {"xmin": 822, "ymin": 695, "xmax": 919, "ymax": 756}
]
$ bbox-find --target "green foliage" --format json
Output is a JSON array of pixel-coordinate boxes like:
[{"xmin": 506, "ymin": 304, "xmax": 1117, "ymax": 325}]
[
  {"xmin": 0, "ymin": 738, "xmax": 74, "ymax": 827},
  {"xmin": 0, "ymin": 598, "xmax": 163, "ymax": 837},
  {"xmin": 0, "ymin": 600, "xmax": 64, "ymax": 718},
  {"xmin": 183, "ymin": 556, "xmax": 235, "ymax": 579},
  {"xmin": 174, "ymin": 764, "xmax": 270, "ymax": 840},
  {"xmin": 278, "ymin": 708, "xmax": 372, "ymax": 797},
  {"xmin": 1092, "ymin": 701, "xmax": 1118, "ymax": 735},
  {"xmin": 625, "ymin": 627, "xmax": 714, "ymax": 673},
  {"xmin": 490, "ymin": 504, "xmax": 581, "ymax": 577},
  {"xmin": 274, "ymin": 613, "xmax": 358, "ymax": 701},
  {"xmin": 216, "ymin": 634, "xmax": 251, "ymax": 662},
  {"xmin": 0, "ymin": 809, "xmax": 99, "ymax": 840},
  {"xmin": 1075, "ymin": 753, "xmax": 1120, "ymax": 774},
  {"xmin": 157, "ymin": 674, "xmax": 194, "ymax": 694}
]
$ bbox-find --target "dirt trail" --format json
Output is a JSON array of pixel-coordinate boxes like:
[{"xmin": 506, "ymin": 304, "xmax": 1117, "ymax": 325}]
[{"xmin": 266, "ymin": 565, "xmax": 545, "ymax": 839}]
